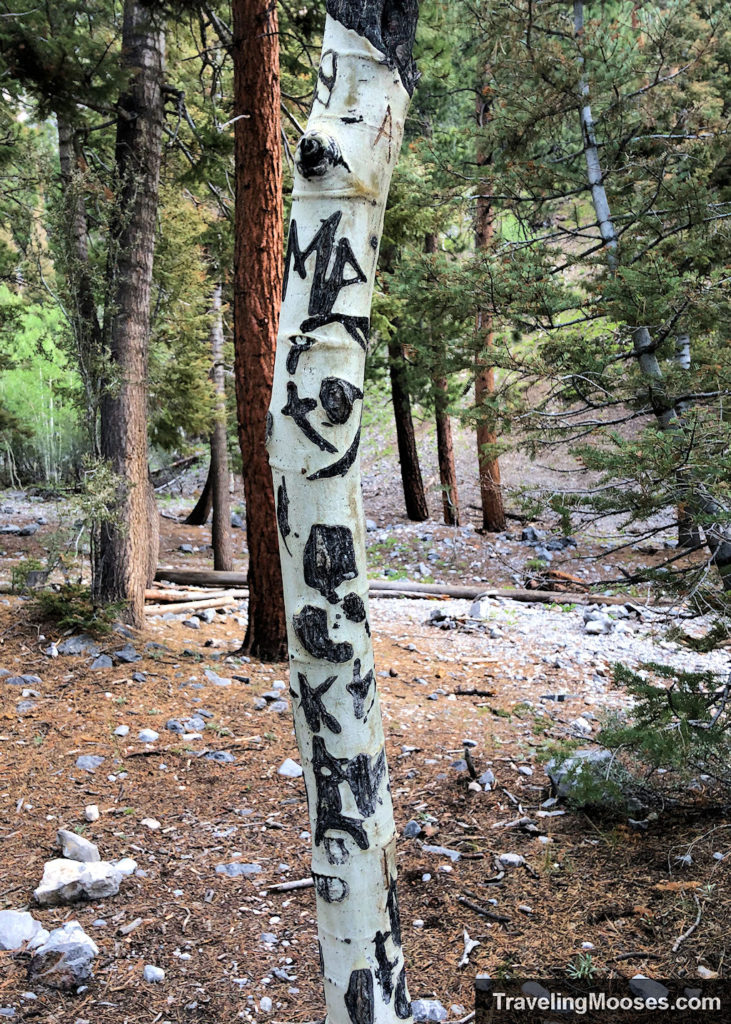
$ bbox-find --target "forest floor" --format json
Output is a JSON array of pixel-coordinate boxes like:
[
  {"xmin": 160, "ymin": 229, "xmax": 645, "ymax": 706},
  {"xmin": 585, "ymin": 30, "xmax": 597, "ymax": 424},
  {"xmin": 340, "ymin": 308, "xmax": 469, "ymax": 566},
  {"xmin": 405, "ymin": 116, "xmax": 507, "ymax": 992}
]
[{"xmin": 0, "ymin": 417, "xmax": 729, "ymax": 1022}]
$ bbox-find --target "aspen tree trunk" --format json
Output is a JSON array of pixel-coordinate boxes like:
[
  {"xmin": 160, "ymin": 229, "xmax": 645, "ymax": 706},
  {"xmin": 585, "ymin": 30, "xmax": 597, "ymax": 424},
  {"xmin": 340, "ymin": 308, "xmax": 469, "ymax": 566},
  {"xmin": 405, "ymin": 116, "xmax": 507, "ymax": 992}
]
[
  {"xmin": 474, "ymin": 93, "xmax": 505, "ymax": 532},
  {"xmin": 266, "ymin": 3, "xmax": 419, "ymax": 1021},
  {"xmin": 209, "ymin": 284, "xmax": 233, "ymax": 571},
  {"xmin": 232, "ymin": 0, "xmax": 287, "ymax": 660},
  {"xmin": 94, "ymin": 0, "xmax": 164, "ymax": 626},
  {"xmin": 573, "ymin": 0, "xmax": 731, "ymax": 588}
]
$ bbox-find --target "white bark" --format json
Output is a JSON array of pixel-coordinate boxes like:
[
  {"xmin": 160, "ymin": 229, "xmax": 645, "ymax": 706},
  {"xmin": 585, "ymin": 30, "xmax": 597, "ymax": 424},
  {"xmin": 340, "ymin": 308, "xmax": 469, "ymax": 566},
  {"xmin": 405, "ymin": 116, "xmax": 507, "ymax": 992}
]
[{"xmin": 266, "ymin": 8, "xmax": 417, "ymax": 1024}]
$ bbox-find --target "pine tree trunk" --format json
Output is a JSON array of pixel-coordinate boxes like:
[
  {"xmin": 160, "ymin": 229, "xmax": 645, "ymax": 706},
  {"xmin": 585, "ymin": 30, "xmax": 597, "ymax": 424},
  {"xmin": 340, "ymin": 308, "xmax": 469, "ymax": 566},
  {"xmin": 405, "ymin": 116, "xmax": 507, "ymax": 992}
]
[
  {"xmin": 208, "ymin": 284, "xmax": 233, "ymax": 571},
  {"xmin": 266, "ymin": 2, "xmax": 419, "ymax": 1021},
  {"xmin": 93, "ymin": 0, "xmax": 164, "ymax": 627},
  {"xmin": 232, "ymin": 0, "xmax": 287, "ymax": 660},
  {"xmin": 424, "ymin": 234, "xmax": 460, "ymax": 526},
  {"xmin": 56, "ymin": 114, "xmax": 102, "ymax": 457},
  {"xmin": 673, "ymin": 334, "xmax": 700, "ymax": 549},
  {"xmin": 388, "ymin": 338, "xmax": 429, "ymax": 521},
  {"xmin": 474, "ymin": 93, "xmax": 505, "ymax": 533},
  {"xmin": 184, "ymin": 465, "xmax": 213, "ymax": 525}
]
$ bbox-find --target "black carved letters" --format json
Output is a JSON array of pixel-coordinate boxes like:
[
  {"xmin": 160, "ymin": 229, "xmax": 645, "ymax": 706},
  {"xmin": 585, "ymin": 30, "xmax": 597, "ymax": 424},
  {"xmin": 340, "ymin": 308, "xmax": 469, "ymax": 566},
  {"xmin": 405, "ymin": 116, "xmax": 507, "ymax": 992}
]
[
  {"xmin": 304, "ymin": 524, "xmax": 357, "ymax": 602},
  {"xmin": 293, "ymin": 606, "xmax": 354, "ymax": 663}
]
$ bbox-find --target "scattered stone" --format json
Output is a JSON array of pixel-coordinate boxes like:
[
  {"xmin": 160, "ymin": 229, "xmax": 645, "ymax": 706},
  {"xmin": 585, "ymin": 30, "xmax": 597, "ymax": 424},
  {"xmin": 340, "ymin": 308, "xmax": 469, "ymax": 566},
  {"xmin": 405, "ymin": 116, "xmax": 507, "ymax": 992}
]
[
  {"xmin": 278, "ymin": 758, "xmax": 303, "ymax": 778},
  {"xmin": 182, "ymin": 618, "xmax": 201, "ymax": 630},
  {"xmin": 34, "ymin": 859, "xmax": 130, "ymax": 906},
  {"xmin": 28, "ymin": 921, "xmax": 98, "ymax": 990},
  {"xmin": 18, "ymin": 524, "xmax": 39, "ymax": 537},
  {"xmin": 216, "ymin": 862, "xmax": 261, "ymax": 878},
  {"xmin": 204, "ymin": 750, "xmax": 236, "ymax": 764},
  {"xmin": 183, "ymin": 715, "xmax": 207, "ymax": 731},
  {"xmin": 132, "ymin": 671, "xmax": 147, "ymax": 683},
  {"xmin": 90, "ymin": 655, "xmax": 113, "ymax": 670},
  {"xmin": 546, "ymin": 748, "xmax": 612, "ymax": 800},
  {"xmin": 137, "ymin": 729, "xmax": 159, "ymax": 743},
  {"xmin": 143, "ymin": 965, "xmax": 165, "ymax": 983},
  {"xmin": 569, "ymin": 716, "xmax": 593, "ymax": 737},
  {"xmin": 366, "ymin": 519, "xmax": 378, "ymax": 532},
  {"xmin": 521, "ymin": 527, "xmax": 544, "ymax": 544},
  {"xmin": 260, "ymin": 932, "xmax": 278, "ymax": 945},
  {"xmin": 179, "ymin": 544, "xmax": 194, "ymax": 554},
  {"xmin": 113, "ymin": 725, "xmax": 129, "ymax": 738},
  {"xmin": 115, "ymin": 858, "xmax": 137, "ymax": 877},
  {"xmin": 231, "ymin": 513, "xmax": 244, "ymax": 529},
  {"xmin": 204, "ymin": 668, "xmax": 231, "ymax": 685},
  {"xmin": 628, "ymin": 977, "xmax": 670, "ymax": 1003},
  {"xmin": 114, "ymin": 644, "xmax": 141, "ymax": 663},
  {"xmin": 141, "ymin": 818, "xmax": 160, "ymax": 830},
  {"xmin": 411, "ymin": 998, "xmax": 448, "ymax": 1022},
  {"xmin": 166, "ymin": 719, "xmax": 185, "ymax": 734},
  {"xmin": 269, "ymin": 700, "xmax": 288, "ymax": 713},
  {"xmin": 0, "ymin": 911, "xmax": 49, "ymax": 951},
  {"xmin": 16, "ymin": 701, "xmax": 36, "ymax": 713},
  {"xmin": 422, "ymin": 844, "xmax": 461, "ymax": 863},
  {"xmin": 517, "ymin": 765, "xmax": 533, "ymax": 777},
  {"xmin": 260, "ymin": 996, "xmax": 273, "ymax": 1013},
  {"xmin": 498, "ymin": 853, "xmax": 525, "ymax": 868},
  {"xmin": 57, "ymin": 636, "xmax": 99, "ymax": 657},
  {"xmin": 57, "ymin": 829, "xmax": 100, "ymax": 864},
  {"xmin": 479, "ymin": 769, "xmax": 496, "ymax": 790},
  {"xmin": 403, "ymin": 820, "xmax": 422, "ymax": 838},
  {"xmin": 585, "ymin": 616, "xmax": 612, "ymax": 636},
  {"xmin": 75, "ymin": 755, "xmax": 104, "ymax": 774},
  {"xmin": 518, "ymin": 904, "xmax": 533, "ymax": 915},
  {"xmin": 84, "ymin": 806, "xmax": 99, "ymax": 823}
]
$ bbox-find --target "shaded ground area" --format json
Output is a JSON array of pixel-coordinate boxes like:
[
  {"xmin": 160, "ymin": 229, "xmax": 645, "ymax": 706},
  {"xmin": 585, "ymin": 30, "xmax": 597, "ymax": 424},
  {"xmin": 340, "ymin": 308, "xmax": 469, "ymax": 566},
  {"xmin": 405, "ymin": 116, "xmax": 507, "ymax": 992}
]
[{"xmin": 0, "ymin": 581, "xmax": 728, "ymax": 1022}]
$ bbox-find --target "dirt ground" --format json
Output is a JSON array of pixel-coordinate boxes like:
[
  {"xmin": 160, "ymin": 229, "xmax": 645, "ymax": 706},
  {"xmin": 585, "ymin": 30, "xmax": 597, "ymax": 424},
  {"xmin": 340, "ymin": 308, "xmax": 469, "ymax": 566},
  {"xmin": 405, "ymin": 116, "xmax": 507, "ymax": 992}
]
[
  {"xmin": 1, "ymin": 505, "xmax": 729, "ymax": 1022},
  {"xmin": 0, "ymin": 405, "xmax": 728, "ymax": 1022}
]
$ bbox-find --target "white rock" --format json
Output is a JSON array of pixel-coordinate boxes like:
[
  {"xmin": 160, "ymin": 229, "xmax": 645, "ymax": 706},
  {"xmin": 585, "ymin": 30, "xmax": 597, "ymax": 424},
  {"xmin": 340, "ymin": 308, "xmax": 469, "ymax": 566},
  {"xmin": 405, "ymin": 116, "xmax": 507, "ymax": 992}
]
[
  {"xmin": 57, "ymin": 829, "xmax": 100, "ymax": 864},
  {"xmin": 259, "ymin": 996, "xmax": 273, "ymax": 1013},
  {"xmin": 141, "ymin": 818, "xmax": 160, "ymax": 830},
  {"xmin": 84, "ymin": 805, "xmax": 100, "ymax": 823},
  {"xmin": 29, "ymin": 921, "xmax": 98, "ymax": 989},
  {"xmin": 278, "ymin": 758, "xmax": 303, "ymax": 778},
  {"xmin": 138, "ymin": 729, "xmax": 159, "ymax": 743},
  {"xmin": 34, "ymin": 859, "xmax": 124, "ymax": 906},
  {"xmin": 0, "ymin": 910, "xmax": 49, "ymax": 951},
  {"xmin": 569, "ymin": 716, "xmax": 593, "ymax": 737},
  {"xmin": 469, "ymin": 597, "xmax": 492, "ymax": 619},
  {"xmin": 498, "ymin": 852, "xmax": 525, "ymax": 868},
  {"xmin": 114, "ymin": 857, "xmax": 138, "ymax": 877},
  {"xmin": 143, "ymin": 964, "xmax": 165, "ymax": 983},
  {"xmin": 114, "ymin": 725, "xmax": 129, "ymax": 737}
]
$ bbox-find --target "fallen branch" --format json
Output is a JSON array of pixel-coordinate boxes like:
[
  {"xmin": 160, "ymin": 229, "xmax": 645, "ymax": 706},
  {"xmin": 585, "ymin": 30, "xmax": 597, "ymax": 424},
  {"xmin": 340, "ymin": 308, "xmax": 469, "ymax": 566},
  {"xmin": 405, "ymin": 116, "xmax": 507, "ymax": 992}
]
[
  {"xmin": 457, "ymin": 896, "xmax": 511, "ymax": 923},
  {"xmin": 262, "ymin": 877, "xmax": 314, "ymax": 894},
  {"xmin": 671, "ymin": 895, "xmax": 702, "ymax": 953}
]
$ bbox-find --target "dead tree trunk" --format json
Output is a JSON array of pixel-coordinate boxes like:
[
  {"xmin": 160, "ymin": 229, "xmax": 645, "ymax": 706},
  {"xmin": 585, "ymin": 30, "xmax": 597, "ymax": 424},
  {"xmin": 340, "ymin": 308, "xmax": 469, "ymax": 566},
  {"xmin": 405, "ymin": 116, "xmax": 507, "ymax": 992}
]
[
  {"xmin": 388, "ymin": 337, "xmax": 429, "ymax": 521},
  {"xmin": 266, "ymin": 1, "xmax": 419, "ymax": 1020},
  {"xmin": 232, "ymin": 0, "xmax": 287, "ymax": 659},
  {"xmin": 474, "ymin": 92, "xmax": 505, "ymax": 532},
  {"xmin": 208, "ymin": 284, "xmax": 233, "ymax": 571},
  {"xmin": 94, "ymin": 0, "xmax": 164, "ymax": 626}
]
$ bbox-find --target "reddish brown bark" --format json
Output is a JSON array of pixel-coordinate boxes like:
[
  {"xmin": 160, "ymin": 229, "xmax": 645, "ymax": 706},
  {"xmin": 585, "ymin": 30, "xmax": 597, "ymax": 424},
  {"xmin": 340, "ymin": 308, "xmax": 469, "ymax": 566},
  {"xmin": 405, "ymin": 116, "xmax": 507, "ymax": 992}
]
[
  {"xmin": 474, "ymin": 92, "xmax": 505, "ymax": 533},
  {"xmin": 94, "ymin": 0, "xmax": 164, "ymax": 626},
  {"xmin": 232, "ymin": 0, "xmax": 287, "ymax": 660}
]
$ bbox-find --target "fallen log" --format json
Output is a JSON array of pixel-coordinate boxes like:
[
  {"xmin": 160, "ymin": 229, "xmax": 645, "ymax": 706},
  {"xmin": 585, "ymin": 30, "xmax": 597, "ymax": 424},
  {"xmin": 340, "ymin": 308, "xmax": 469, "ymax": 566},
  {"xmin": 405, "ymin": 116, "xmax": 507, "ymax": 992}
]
[
  {"xmin": 153, "ymin": 569, "xmax": 641, "ymax": 606},
  {"xmin": 144, "ymin": 596, "xmax": 236, "ymax": 616},
  {"xmin": 144, "ymin": 588, "xmax": 247, "ymax": 603}
]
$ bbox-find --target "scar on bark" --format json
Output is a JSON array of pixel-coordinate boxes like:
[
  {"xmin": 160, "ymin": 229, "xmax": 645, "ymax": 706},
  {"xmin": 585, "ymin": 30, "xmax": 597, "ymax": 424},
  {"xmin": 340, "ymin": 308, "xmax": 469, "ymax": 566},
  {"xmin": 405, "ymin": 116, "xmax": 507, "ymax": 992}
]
[
  {"xmin": 345, "ymin": 968, "xmax": 375, "ymax": 1024},
  {"xmin": 317, "ymin": 48, "xmax": 337, "ymax": 108},
  {"xmin": 394, "ymin": 967, "xmax": 411, "ymax": 1019},
  {"xmin": 320, "ymin": 377, "xmax": 363, "ymax": 425},
  {"xmin": 308, "ymin": 426, "xmax": 361, "ymax": 480},
  {"xmin": 286, "ymin": 334, "xmax": 316, "ymax": 375},
  {"xmin": 387, "ymin": 873, "xmax": 403, "ymax": 945},
  {"xmin": 374, "ymin": 930, "xmax": 398, "ymax": 1001},
  {"xmin": 342, "ymin": 592, "xmax": 369, "ymax": 633},
  {"xmin": 276, "ymin": 477, "xmax": 291, "ymax": 555},
  {"xmin": 312, "ymin": 735, "xmax": 369, "ymax": 850},
  {"xmin": 304, "ymin": 524, "xmax": 357, "ymax": 603},
  {"xmin": 347, "ymin": 658, "xmax": 375, "ymax": 719},
  {"xmin": 313, "ymin": 871, "xmax": 349, "ymax": 903},
  {"xmin": 290, "ymin": 670, "xmax": 341, "ymax": 734},
  {"xmin": 293, "ymin": 605, "xmax": 354, "ymax": 663},
  {"xmin": 282, "ymin": 382, "xmax": 337, "ymax": 453}
]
